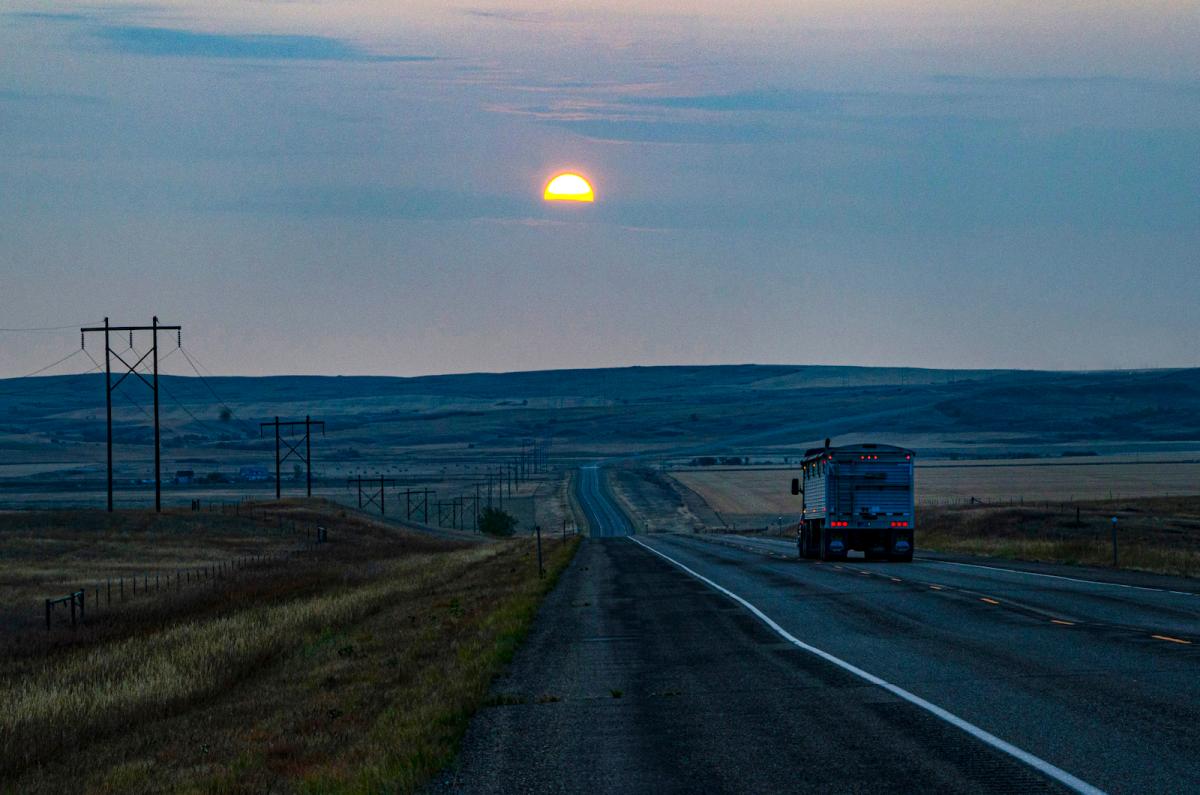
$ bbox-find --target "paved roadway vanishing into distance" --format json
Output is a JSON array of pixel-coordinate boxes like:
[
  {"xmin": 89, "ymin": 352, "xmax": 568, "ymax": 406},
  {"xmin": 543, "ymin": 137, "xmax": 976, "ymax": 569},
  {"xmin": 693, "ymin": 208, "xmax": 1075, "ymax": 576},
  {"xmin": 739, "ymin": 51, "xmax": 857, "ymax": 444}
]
[{"xmin": 433, "ymin": 467, "xmax": 1200, "ymax": 794}]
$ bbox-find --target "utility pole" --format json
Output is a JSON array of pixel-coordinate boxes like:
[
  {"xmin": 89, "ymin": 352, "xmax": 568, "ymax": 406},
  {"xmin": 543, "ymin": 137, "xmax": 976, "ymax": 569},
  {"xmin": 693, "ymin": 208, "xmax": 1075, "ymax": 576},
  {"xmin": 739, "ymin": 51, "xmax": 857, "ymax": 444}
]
[
  {"xmin": 81, "ymin": 317, "xmax": 182, "ymax": 512},
  {"xmin": 260, "ymin": 416, "xmax": 325, "ymax": 499},
  {"xmin": 474, "ymin": 483, "xmax": 481, "ymax": 530}
]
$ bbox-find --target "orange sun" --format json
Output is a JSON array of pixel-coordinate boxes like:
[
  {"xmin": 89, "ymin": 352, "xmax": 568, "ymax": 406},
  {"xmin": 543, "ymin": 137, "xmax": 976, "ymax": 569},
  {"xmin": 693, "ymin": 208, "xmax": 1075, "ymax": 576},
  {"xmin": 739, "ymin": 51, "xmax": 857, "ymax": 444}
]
[{"xmin": 544, "ymin": 172, "xmax": 594, "ymax": 202}]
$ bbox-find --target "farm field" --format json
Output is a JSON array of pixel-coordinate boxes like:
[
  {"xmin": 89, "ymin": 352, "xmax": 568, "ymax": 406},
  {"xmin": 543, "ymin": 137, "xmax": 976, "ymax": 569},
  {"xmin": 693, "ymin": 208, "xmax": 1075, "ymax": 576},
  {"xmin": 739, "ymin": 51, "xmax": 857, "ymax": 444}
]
[
  {"xmin": 0, "ymin": 500, "xmax": 580, "ymax": 793},
  {"xmin": 668, "ymin": 466, "xmax": 1200, "ymax": 577},
  {"xmin": 919, "ymin": 497, "xmax": 1200, "ymax": 577},
  {"xmin": 671, "ymin": 457, "xmax": 1200, "ymax": 523}
]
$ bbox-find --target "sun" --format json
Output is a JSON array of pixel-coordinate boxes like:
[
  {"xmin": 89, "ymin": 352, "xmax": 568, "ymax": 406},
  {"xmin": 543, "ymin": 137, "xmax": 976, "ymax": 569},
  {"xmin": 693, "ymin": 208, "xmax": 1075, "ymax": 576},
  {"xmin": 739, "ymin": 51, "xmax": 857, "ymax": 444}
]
[{"xmin": 544, "ymin": 172, "xmax": 594, "ymax": 202}]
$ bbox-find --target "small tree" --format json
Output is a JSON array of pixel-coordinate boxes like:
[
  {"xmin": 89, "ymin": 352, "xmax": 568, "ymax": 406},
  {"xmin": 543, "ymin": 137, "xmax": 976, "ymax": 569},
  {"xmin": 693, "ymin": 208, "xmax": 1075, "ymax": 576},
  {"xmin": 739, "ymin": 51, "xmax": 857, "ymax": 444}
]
[{"xmin": 478, "ymin": 507, "xmax": 518, "ymax": 537}]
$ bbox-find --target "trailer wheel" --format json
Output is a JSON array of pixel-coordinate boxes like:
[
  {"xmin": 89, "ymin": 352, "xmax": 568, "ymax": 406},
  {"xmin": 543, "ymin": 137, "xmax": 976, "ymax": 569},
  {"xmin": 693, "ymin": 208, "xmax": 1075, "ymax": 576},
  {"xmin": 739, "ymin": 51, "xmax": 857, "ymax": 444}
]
[
  {"xmin": 888, "ymin": 550, "xmax": 914, "ymax": 562},
  {"xmin": 819, "ymin": 525, "xmax": 846, "ymax": 561}
]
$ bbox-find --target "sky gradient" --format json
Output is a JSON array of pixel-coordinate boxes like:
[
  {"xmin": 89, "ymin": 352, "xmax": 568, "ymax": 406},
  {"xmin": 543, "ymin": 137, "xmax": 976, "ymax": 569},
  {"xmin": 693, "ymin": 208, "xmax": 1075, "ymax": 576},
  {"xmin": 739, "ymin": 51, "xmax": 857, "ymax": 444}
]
[{"xmin": 2, "ymin": 1, "xmax": 1198, "ymax": 377}]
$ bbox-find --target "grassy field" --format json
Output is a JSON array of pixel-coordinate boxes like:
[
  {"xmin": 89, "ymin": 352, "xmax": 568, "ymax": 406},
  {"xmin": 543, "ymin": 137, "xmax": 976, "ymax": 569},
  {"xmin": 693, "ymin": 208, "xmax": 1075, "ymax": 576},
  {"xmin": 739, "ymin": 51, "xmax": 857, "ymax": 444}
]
[
  {"xmin": 919, "ymin": 497, "xmax": 1200, "ymax": 577},
  {"xmin": 672, "ymin": 459, "xmax": 1200, "ymax": 518},
  {"xmin": 0, "ymin": 501, "xmax": 580, "ymax": 793},
  {"xmin": 668, "ymin": 467, "xmax": 1200, "ymax": 576}
]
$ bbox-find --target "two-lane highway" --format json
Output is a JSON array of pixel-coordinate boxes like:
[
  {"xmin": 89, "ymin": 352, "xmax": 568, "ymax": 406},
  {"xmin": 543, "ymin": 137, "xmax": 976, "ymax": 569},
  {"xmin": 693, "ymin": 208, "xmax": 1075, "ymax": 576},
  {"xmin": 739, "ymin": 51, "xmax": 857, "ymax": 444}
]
[
  {"xmin": 576, "ymin": 464, "xmax": 635, "ymax": 537},
  {"xmin": 434, "ymin": 467, "xmax": 1200, "ymax": 793}
]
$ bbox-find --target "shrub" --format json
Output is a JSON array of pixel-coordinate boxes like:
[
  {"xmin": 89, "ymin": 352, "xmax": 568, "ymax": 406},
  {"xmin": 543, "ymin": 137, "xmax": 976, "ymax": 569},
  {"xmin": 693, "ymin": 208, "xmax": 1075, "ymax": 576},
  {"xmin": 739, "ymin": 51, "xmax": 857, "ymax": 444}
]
[{"xmin": 478, "ymin": 508, "xmax": 518, "ymax": 537}]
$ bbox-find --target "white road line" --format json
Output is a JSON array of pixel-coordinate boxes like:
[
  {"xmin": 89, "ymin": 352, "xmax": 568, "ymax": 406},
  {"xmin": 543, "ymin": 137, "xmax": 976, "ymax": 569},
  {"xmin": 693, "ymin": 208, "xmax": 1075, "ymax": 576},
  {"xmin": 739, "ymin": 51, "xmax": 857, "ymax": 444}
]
[
  {"xmin": 921, "ymin": 558, "xmax": 1198, "ymax": 597},
  {"xmin": 629, "ymin": 536, "xmax": 1107, "ymax": 795}
]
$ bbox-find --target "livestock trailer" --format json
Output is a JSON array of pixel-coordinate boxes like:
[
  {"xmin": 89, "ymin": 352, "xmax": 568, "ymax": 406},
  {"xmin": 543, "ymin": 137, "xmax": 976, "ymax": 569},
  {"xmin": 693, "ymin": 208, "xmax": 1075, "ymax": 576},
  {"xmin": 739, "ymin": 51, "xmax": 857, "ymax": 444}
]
[{"xmin": 791, "ymin": 443, "xmax": 915, "ymax": 561}]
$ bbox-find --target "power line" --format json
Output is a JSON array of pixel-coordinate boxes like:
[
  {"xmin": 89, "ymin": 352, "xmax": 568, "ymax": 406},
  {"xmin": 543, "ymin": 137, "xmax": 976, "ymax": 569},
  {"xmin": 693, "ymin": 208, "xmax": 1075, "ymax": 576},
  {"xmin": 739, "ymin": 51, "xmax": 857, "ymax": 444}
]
[
  {"xmin": 177, "ymin": 345, "xmax": 257, "ymax": 433},
  {"xmin": 157, "ymin": 377, "xmax": 223, "ymax": 436},
  {"xmin": 15, "ymin": 349, "xmax": 84, "ymax": 378},
  {"xmin": 0, "ymin": 320, "xmax": 103, "ymax": 332}
]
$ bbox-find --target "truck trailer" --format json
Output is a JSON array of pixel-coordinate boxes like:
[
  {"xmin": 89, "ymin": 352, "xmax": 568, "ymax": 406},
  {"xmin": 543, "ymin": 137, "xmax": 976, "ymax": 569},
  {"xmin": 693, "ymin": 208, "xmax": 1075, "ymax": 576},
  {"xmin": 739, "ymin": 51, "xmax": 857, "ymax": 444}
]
[{"xmin": 791, "ymin": 443, "xmax": 915, "ymax": 561}]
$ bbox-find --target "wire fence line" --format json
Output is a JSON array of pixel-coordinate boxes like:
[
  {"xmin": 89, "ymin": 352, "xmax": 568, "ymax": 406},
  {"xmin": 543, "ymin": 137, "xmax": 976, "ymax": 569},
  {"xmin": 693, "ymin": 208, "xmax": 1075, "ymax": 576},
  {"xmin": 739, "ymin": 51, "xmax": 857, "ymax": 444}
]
[
  {"xmin": 915, "ymin": 494, "xmax": 1171, "ymax": 508},
  {"xmin": 42, "ymin": 509, "xmax": 331, "ymax": 632}
]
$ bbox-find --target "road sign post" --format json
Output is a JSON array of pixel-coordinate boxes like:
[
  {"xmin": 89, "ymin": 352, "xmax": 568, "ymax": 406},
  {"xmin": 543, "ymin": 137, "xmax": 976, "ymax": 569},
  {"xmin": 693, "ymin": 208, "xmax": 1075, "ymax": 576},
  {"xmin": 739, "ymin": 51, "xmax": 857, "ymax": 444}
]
[{"xmin": 1111, "ymin": 516, "xmax": 1119, "ymax": 567}]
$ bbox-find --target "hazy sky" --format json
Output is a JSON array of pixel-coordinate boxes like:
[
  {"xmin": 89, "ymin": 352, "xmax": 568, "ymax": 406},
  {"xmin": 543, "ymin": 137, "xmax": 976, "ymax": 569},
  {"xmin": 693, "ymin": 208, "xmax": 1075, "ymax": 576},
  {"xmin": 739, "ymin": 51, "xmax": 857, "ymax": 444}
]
[{"xmin": 2, "ymin": 1, "xmax": 1198, "ymax": 377}]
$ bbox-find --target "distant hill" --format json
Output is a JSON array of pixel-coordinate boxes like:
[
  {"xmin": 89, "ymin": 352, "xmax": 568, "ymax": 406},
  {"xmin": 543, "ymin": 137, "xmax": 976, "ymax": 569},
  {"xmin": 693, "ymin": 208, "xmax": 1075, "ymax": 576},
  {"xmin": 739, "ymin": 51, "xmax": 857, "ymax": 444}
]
[{"xmin": 1, "ymin": 365, "xmax": 1198, "ymax": 461}]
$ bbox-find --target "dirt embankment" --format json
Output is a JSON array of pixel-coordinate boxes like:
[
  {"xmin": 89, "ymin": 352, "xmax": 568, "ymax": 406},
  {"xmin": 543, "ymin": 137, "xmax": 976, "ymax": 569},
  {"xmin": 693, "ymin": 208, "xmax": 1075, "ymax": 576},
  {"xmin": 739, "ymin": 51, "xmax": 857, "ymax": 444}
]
[{"xmin": 608, "ymin": 467, "xmax": 725, "ymax": 533}]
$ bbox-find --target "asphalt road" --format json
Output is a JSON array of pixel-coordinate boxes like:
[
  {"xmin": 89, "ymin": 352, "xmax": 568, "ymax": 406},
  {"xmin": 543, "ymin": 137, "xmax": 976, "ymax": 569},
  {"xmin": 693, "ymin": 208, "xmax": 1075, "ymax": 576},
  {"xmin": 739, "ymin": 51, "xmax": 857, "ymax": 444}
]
[
  {"xmin": 433, "ymin": 467, "xmax": 1200, "ymax": 794},
  {"xmin": 576, "ymin": 464, "xmax": 635, "ymax": 537}
]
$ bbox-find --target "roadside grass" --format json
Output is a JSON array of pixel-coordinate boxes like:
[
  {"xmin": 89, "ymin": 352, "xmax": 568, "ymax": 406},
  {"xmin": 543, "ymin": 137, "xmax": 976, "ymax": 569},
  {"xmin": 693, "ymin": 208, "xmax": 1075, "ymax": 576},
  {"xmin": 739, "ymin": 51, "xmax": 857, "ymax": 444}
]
[
  {"xmin": 0, "ymin": 499, "xmax": 456, "ymax": 656},
  {"xmin": 1, "ymin": 517, "xmax": 580, "ymax": 794},
  {"xmin": 919, "ymin": 496, "xmax": 1200, "ymax": 577}
]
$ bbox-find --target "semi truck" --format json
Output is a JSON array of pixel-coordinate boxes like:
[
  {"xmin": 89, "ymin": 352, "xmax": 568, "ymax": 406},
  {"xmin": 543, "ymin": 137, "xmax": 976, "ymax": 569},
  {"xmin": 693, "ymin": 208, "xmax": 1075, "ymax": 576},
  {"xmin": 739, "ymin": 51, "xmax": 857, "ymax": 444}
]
[{"xmin": 791, "ymin": 443, "xmax": 915, "ymax": 561}]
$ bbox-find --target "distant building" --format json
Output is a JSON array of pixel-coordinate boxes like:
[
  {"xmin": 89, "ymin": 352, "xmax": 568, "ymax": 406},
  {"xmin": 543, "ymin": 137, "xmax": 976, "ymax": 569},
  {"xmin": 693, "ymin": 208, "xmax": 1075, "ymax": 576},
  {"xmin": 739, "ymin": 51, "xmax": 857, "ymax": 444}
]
[
  {"xmin": 174, "ymin": 470, "xmax": 195, "ymax": 485},
  {"xmin": 239, "ymin": 466, "xmax": 269, "ymax": 482}
]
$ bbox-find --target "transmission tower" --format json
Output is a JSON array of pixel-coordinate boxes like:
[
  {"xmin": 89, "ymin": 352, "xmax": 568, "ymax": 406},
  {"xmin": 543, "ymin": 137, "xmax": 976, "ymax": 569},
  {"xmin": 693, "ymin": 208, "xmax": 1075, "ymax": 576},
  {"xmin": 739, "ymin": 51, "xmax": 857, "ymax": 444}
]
[
  {"xmin": 349, "ymin": 474, "xmax": 396, "ymax": 515},
  {"xmin": 260, "ymin": 416, "xmax": 325, "ymax": 499},
  {"xmin": 80, "ymin": 317, "xmax": 181, "ymax": 513}
]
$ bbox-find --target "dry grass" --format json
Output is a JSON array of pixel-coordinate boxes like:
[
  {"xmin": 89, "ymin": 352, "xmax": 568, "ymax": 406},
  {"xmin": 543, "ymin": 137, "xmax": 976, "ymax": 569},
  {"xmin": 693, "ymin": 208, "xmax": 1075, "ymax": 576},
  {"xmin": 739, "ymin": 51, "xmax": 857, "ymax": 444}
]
[
  {"xmin": 0, "ymin": 500, "xmax": 456, "ymax": 653},
  {"xmin": 671, "ymin": 462, "xmax": 1200, "ymax": 528},
  {"xmin": 919, "ymin": 496, "xmax": 1200, "ymax": 577},
  {"xmin": 0, "ymin": 501, "xmax": 581, "ymax": 793},
  {"xmin": 670, "ymin": 470, "xmax": 795, "ymax": 516}
]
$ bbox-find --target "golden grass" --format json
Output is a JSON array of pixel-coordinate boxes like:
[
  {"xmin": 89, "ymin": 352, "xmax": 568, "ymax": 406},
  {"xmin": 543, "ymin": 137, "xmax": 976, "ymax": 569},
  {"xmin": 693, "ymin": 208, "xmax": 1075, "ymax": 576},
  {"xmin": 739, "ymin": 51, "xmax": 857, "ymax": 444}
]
[
  {"xmin": 919, "ymin": 498, "xmax": 1200, "ymax": 577},
  {"xmin": 0, "ymin": 517, "xmax": 580, "ymax": 794},
  {"xmin": 673, "ymin": 462, "xmax": 1200, "ymax": 515}
]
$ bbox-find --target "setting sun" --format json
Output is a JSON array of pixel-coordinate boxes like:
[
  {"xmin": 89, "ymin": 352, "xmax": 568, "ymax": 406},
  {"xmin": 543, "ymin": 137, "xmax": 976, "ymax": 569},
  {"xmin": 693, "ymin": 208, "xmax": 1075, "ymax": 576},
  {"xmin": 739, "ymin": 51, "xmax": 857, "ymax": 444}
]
[{"xmin": 543, "ymin": 172, "xmax": 594, "ymax": 203}]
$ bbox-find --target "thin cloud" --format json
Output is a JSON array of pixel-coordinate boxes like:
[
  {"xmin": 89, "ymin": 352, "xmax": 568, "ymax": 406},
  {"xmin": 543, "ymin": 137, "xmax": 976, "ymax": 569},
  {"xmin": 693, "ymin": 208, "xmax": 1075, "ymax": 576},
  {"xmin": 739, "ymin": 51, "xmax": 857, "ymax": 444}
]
[
  {"xmin": 95, "ymin": 26, "xmax": 438, "ymax": 62},
  {"xmin": 460, "ymin": 8, "xmax": 560, "ymax": 25},
  {"xmin": 624, "ymin": 88, "xmax": 852, "ymax": 113}
]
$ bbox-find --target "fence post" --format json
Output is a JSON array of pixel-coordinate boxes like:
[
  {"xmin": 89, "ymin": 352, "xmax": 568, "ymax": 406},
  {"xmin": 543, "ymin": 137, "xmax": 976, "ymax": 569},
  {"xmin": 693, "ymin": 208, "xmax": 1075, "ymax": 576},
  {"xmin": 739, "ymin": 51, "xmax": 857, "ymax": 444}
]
[
  {"xmin": 45, "ymin": 599, "xmax": 51, "ymax": 631},
  {"xmin": 79, "ymin": 589, "xmax": 85, "ymax": 624},
  {"xmin": 70, "ymin": 593, "xmax": 76, "ymax": 628},
  {"xmin": 107, "ymin": 578, "xmax": 111, "ymax": 606},
  {"xmin": 536, "ymin": 525, "xmax": 544, "ymax": 578}
]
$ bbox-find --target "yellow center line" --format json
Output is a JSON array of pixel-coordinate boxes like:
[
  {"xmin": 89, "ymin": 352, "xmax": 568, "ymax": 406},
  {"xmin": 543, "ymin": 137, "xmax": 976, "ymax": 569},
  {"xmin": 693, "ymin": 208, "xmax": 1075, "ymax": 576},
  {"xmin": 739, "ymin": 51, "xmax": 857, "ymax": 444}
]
[
  {"xmin": 890, "ymin": 577, "xmax": 902, "ymax": 583},
  {"xmin": 980, "ymin": 597, "xmax": 1000, "ymax": 605},
  {"xmin": 1051, "ymin": 619, "xmax": 1075, "ymax": 626},
  {"xmin": 1151, "ymin": 634, "xmax": 1192, "ymax": 645},
  {"xmin": 929, "ymin": 584, "xmax": 944, "ymax": 590},
  {"xmin": 833, "ymin": 566, "xmax": 843, "ymax": 570}
]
